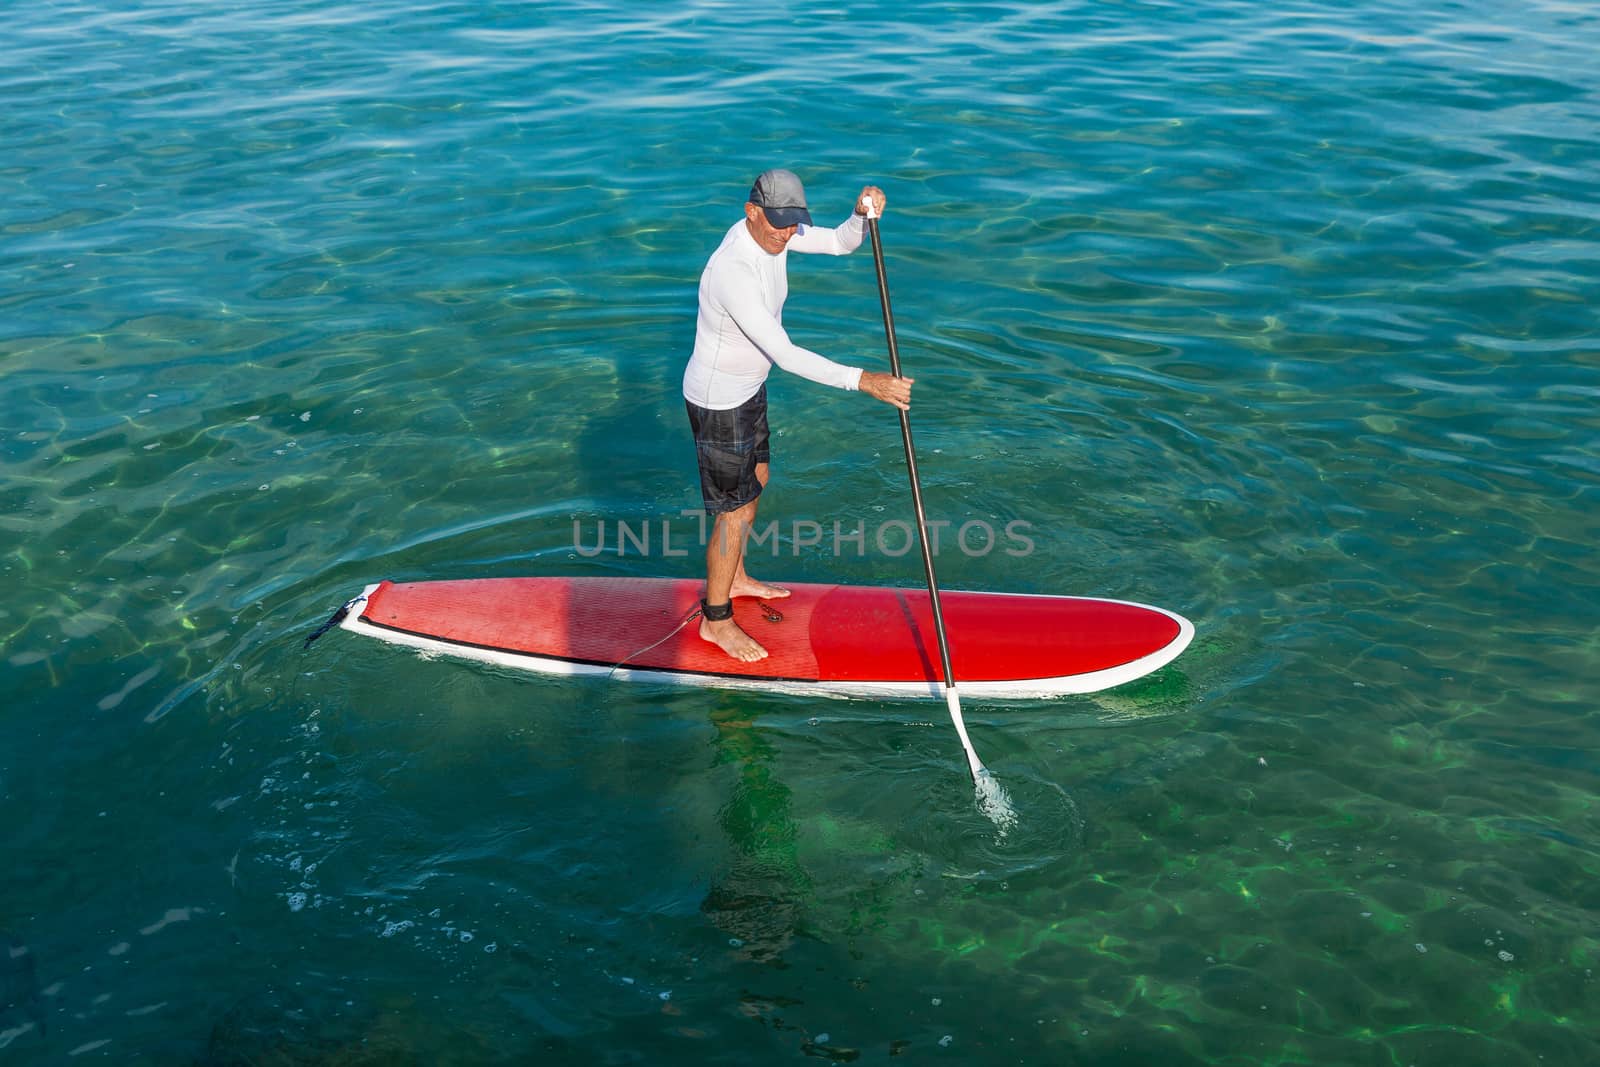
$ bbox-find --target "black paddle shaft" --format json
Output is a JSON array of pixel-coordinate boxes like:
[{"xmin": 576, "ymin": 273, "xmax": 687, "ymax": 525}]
[{"xmin": 866, "ymin": 216, "xmax": 959, "ymax": 692}]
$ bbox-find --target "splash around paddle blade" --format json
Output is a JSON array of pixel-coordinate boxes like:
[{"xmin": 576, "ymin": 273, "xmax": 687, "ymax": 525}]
[{"xmin": 974, "ymin": 767, "xmax": 1018, "ymax": 837}]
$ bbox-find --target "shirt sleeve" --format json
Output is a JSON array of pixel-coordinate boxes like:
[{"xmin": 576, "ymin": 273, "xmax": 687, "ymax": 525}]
[
  {"xmin": 787, "ymin": 211, "xmax": 867, "ymax": 255},
  {"xmin": 713, "ymin": 261, "xmax": 864, "ymax": 391}
]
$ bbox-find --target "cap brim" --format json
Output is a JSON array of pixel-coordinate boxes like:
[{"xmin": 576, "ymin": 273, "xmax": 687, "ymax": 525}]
[{"xmin": 762, "ymin": 206, "xmax": 812, "ymax": 228}]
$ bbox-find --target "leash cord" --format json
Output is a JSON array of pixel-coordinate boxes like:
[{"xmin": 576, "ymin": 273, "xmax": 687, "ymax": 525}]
[{"xmin": 607, "ymin": 603, "xmax": 705, "ymax": 677}]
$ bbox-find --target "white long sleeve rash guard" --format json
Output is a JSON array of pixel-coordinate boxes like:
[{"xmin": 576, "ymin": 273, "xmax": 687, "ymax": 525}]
[{"xmin": 682, "ymin": 212, "xmax": 867, "ymax": 410}]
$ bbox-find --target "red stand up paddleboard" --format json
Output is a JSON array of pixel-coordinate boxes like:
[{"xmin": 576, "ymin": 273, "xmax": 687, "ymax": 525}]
[{"xmin": 336, "ymin": 577, "xmax": 1193, "ymax": 700}]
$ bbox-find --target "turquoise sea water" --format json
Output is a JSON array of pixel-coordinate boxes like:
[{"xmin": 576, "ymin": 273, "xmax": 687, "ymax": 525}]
[{"xmin": 4, "ymin": 0, "xmax": 1599, "ymax": 1062}]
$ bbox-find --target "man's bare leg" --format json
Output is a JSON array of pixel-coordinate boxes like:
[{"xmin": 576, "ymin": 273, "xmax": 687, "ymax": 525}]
[
  {"xmin": 730, "ymin": 462, "xmax": 789, "ymax": 600},
  {"xmin": 701, "ymin": 494, "xmax": 768, "ymax": 662}
]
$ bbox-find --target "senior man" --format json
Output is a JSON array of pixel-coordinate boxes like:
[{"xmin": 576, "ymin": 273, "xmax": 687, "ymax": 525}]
[{"xmin": 683, "ymin": 169, "xmax": 911, "ymax": 662}]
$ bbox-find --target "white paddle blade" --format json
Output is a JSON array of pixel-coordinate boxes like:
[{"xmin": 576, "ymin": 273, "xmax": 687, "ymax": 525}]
[
  {"xmin": 945, "ymin": 688, "xmax": 984, "ymax": 774},
  {"xmin": 944, "ymin": 688, "xmax": 1016, "ymax": 834}
]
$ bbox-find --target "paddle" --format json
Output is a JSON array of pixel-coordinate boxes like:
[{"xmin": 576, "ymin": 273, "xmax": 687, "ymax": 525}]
[{"xmin": 861, "ymin": 196, "xmax": 1014, "ymax": 830}]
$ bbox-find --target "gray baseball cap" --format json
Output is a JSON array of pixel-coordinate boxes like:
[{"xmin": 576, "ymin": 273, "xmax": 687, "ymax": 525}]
[{"xmin": 748, "ymin": 168, "xmax": 813, "ymax": 228}]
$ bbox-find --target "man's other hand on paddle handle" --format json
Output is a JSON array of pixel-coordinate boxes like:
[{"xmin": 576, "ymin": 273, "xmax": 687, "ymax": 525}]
[
  {"xmin": 860, "ymin": 370, "xmax": 912, "ymax": 411},
  {"xmin": 854, "ymin": 185, "xmax": 887, "ymax": 219}
]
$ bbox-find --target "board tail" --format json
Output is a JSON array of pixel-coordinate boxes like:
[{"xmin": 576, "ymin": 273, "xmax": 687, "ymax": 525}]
[{"xmin": 303, "ymin": 583, "xmax": 385, "ymax": 650}]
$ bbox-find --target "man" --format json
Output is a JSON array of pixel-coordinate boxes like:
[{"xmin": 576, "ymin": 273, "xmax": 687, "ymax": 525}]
[{"xmin": 684, "ymin": 169, "xmax": 912, "ymax": 662}]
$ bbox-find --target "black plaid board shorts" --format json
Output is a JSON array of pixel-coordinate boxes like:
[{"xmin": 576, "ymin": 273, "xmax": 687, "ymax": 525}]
[{"xmin": 686, "ymin": 384, "xmax": 770, "ymax": 514}]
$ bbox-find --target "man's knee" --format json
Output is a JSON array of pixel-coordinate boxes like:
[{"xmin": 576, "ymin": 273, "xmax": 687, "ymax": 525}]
[
  {"xmin": 727, "ymin": 496, "xmax": 760, "ymax": 527},
  {"xmin": 710, "ymin": 504, "xmax": 754, "ymax": 554}
]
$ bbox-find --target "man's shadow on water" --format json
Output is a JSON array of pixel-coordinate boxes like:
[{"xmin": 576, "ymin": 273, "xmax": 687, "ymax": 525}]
[
  {"xmin": 575, "ymin": 386, "xmax": 689, "ymax": 524},
  {"xmin": 563, "ymin": 209, "xmax": 708, "ymax": 567}
]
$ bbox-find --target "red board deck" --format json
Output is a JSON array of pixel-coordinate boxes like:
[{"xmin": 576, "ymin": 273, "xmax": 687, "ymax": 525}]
[{"xmin": 339, "ymin": 576, "xmax": 1193, "ymax": 699}]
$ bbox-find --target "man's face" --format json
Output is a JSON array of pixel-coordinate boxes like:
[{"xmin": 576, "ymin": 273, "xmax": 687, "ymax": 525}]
[{"xmin": 744, "ymin": 202, "xmax": 797, "ymax": 255}]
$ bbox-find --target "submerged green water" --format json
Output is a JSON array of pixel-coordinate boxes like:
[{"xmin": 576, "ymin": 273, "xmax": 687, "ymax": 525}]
[{"xmin": 3, "ymin": 0, "xmax": 1598, "ymax": 1062}]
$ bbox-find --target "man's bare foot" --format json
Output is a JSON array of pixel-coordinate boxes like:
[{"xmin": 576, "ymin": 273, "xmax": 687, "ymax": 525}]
[
  {"xmin": 730, "ymin": 576, "xmax": 791, "ymax": 599},
  {"xmin": 700, "ymin": 617, "xmax": 769, "ymax": 662}
]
